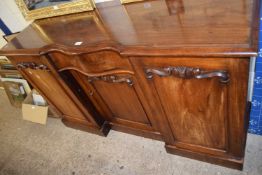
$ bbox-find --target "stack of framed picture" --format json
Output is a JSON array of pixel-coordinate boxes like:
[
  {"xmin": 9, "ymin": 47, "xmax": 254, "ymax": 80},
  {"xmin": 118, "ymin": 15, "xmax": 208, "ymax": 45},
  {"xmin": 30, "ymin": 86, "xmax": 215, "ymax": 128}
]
[{"xmin": 0, "ymin": 33, "xmax": 31, "ymax": 107}]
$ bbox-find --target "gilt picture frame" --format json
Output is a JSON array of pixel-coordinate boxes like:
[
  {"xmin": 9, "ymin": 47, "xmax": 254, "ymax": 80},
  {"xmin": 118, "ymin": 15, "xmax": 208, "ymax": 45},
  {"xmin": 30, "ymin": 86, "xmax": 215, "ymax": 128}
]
[
  {"xmin": 120, "ymin": 0, "xmax": 144, "ymax": 4},
  {"xmin": 15, "ymin": 0, "xmax": 96, "ymax": 21}
]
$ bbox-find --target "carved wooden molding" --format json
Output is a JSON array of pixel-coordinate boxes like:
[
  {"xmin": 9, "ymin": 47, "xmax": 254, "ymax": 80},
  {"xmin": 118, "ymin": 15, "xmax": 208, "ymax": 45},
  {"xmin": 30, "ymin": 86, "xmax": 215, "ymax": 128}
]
[
  {"xmin": 88, "ymin": 75, "xmax": 133, "ymax": 86},
  {"xmin": 16, "ymin": 62, "xmax": 49, "ymax": 71},
  {"xmin": 58, "ymin": 67, "xmax": 134, "ymax": 86},
  {"xmin": 145, "ymin": 66, "xmax": 229, "ymax": 83}
]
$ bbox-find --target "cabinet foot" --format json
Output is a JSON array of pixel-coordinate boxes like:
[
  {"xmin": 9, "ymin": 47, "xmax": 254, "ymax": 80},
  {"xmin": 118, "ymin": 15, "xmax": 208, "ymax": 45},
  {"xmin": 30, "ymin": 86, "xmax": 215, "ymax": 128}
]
[
  {"xmin": 62, "ymin": 118, "xmax": 111, "ymax": 136},
  {"xmin": 165, "ymin": 144, "xmax": 243, "ymax": 170}
]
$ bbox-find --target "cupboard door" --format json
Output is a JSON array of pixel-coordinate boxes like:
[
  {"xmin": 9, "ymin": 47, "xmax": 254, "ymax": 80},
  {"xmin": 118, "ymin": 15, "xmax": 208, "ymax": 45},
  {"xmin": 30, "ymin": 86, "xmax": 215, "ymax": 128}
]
[
  {"xmin": 147, "ymin": 68, "xmax": 228, "ymax": 150},
  {"xmin": 49, "ymin": 51, "xmax": 160, "ymax": 138},
  {"xmin": 72, "ymin": 70, "xmax": 152, "ymax": 127},
  {"xmin": 131, "ymin": 57, "xmax": 249, "ymax": 158},
  {"xmin": 9, "ymin": 56, "xmax": 100, "ymax": 128}
]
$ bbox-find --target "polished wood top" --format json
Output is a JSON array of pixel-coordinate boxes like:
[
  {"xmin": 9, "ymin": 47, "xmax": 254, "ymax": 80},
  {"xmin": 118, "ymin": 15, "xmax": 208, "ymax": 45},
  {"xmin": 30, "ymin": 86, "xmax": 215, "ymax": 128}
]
[{"xmin": 1, "ymin": 0, "xmax": 259, "ymax": 57}]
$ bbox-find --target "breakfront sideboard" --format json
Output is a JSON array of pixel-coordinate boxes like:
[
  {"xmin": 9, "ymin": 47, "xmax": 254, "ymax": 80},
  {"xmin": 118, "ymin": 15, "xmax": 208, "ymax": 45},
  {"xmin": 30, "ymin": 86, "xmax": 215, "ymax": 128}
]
[{"xmin": 0, "ymin": 0, "xmax": 259, "ymax": 170}]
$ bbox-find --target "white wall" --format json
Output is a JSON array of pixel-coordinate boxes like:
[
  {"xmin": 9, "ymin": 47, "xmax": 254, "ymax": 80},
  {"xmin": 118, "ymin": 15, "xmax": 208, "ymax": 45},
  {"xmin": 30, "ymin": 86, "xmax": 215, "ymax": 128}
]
[
  {"xmin": 0, "ymin": 0, "xmax": 32, "ymax": 50},
  {"xmin": 0, "ymin": 0, "xmax": 31, "ymax": 60},
  {"xmin": 0, "ymin": 29, "xmax": 7, "ymax": 47},
  {"xmin": 0, "ymin": 0, "xmax": 31, "ymax": 34},
  {"xmin": 0, "ymin": 29, "xmax": 7, "ymax": 61}
]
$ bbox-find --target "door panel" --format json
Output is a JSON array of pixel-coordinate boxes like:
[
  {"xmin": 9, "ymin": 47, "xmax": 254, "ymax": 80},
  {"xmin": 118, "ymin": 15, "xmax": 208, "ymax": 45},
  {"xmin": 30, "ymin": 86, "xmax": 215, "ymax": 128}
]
[
  {"xmin": 154, "ymin": 76, "xmax": 227, "ymax": 149},
  {"xmin": 91, "ymin": 80, "xmax": 150, "ymax": 124},
  {"xmin": 131, "ymin": 57, "xmax": 249, "ymax": 157},
  {"xmin": 9, "ymin": 56, "xmax": 88, "ymax": 121},
  {"xmin": 68, "ymin": 70, "xmax": 153, "ymax": 130}
]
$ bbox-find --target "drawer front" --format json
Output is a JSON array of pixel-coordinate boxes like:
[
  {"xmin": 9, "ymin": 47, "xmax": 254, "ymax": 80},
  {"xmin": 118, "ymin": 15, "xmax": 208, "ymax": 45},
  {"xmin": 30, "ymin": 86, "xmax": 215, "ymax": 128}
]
[
  {"xmin": 131, "ymin": 57, "xmax": 249, "ymax": 157},
  {"xmin": 50, "ymin": 51, "xmax": 133, "ymax": 73}
]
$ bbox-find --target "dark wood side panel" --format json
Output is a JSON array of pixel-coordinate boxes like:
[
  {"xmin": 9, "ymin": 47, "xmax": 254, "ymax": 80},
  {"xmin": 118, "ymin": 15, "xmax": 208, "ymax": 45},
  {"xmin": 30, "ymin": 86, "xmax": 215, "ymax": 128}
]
[{"xmin": 227, "ymin": 58, "xmax": 250, "ymax": 157}]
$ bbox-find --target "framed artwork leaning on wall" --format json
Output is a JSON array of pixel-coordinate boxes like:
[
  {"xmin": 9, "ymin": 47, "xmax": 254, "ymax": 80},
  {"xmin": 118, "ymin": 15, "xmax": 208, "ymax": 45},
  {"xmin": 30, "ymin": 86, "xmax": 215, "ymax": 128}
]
[{"xmin": 15, "ymin": 0, "xmax": 96, "ymax": 20}]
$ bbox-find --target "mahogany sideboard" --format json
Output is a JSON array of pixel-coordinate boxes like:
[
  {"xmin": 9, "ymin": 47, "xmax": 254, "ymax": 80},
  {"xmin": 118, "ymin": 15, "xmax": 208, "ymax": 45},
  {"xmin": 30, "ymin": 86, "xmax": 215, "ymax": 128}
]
[{"xmin": 0, "ymin": 0, "xmax": 259, "ymax": 170}]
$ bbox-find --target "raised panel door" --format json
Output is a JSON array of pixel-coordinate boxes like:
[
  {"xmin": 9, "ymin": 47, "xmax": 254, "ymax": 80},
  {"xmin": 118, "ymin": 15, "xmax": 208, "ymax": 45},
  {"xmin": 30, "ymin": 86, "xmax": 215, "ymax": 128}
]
[{"xmin": 131, "ymin": 57, "xmax": 249, "ymax": 160}]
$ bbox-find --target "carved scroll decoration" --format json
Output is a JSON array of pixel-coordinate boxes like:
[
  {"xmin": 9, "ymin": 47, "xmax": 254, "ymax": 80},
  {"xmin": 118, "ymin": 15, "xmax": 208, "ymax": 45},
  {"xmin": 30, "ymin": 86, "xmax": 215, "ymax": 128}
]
[
  {"xmin": 58, "ymin": 67, "xmax": 134, "ymax": 86},
  {"xmin": 16, "ymin": 62, "xmax": 49, "ymax": 71},
  {"xmin": 88, "ymin": 75, "xmax": 133, "ymax": 86},
  {"xmin": 145, "ymin": 66, "xmax": 229, "ymax": 83}
]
